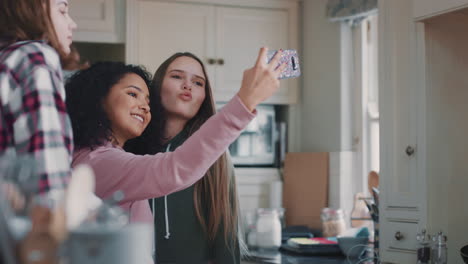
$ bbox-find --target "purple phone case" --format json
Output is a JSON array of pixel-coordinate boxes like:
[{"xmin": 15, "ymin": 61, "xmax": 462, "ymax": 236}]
[{"xmin": 266, "ymin": 49, "xmax": 301, "ymax": 79}]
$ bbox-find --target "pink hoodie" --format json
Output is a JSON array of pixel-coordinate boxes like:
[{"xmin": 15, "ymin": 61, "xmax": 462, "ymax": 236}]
[{"xmin": 72, "ymin": 96, "xmax": 255, "ymax": 223}]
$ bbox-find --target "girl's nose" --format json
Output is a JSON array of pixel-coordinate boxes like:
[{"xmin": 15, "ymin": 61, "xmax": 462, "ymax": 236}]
[
  {"xmin": 140, "ymin": 102, "xmax": 150, "ymax": 113},
  {"xmin": 183, "ymin": 81, "xmax": 192, "ymax": 91},
  {"xmin": 70, "ymin": 17, "xmax": 78, "ymax": 30}
]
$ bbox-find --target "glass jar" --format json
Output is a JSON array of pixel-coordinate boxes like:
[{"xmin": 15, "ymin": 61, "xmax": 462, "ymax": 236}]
[
  {"xmin": 321, "ymin": 208, "xmax": 346, "ymax": 237},
  {"xmin": 255, "ymin": 208, "xmax": 282, "ymax": 250},
  {"xmin": 431, "ymin": 231, "xmax": 447, "ymax": 264},
  {"xmin": 416, "ymin": 229, "xmax": 431, "ymax": 264},
  {"xmin": 243, "ymin": 210, "xmax": 257, "ymax": 248}
]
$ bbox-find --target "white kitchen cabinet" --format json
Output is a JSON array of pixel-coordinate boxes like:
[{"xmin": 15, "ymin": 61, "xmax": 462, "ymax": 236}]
[
  {"xmin": 413, "ymin": 0, "xmax": 468, "ymax": 20},
  {"xmin": 126, "ymin": 0, "xmax": 299, "ymax": 104},
  {"xmin": 379, "ymin": 1, "xmax": 423, "ymax": 262},
  {"xmin": 379, "ymin": 0, "xmax": 468, "ymax": 263},
  {"xmin": 69, "ymin": 0, "xmax": 125, "ymax": 43}
]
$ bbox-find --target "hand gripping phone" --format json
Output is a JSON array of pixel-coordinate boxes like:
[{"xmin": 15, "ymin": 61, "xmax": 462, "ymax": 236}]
[{"xmin": 266, "ymin": 49, "xmax": 301, "ymax": 79}]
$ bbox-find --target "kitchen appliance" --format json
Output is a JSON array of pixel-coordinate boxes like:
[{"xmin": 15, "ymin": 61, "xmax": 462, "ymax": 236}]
[
  {"xmin": 217, "ymin": 104, "xmax": 284, "ymax": 167},
  {"xmin": 461, "ymin": 244, "xmax": 468, "ymax": 263}
]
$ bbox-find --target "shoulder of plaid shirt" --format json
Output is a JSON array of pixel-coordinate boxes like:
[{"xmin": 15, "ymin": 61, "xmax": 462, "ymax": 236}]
[{"xmin": 0, "ymin": 40, "xmax": 73, "ymax": 196}]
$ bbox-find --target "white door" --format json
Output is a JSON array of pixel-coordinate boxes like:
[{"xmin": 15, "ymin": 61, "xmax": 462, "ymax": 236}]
[
  {"xmin": 215, "ymin": 7, "xmax": 289, "ymax": 102},
  {"xmin": 379, "ymin": 0, "xmax": 424, "ymax": 261},
  {"xmin": 135, "ymin": 1, "xmax": 216, "ymax": 77},
  {"xmin": 379, "ymin": 0, "xmax": 421, "ymax": 213}
]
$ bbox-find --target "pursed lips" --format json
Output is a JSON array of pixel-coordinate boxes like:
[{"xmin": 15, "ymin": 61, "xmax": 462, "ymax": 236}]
[{"xmin": 179, "ymin": 92, "xmax": 192, "ymax": 101}]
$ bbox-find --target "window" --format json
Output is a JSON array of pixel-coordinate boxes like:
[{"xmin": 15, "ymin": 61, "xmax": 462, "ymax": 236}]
[
  {"xmin": 344, "ymin": 14, "xmax": 380, "ymax": 195},
  {"xmin": 361, "ymin": 15, "xmax": 379, "ymax": 177}
]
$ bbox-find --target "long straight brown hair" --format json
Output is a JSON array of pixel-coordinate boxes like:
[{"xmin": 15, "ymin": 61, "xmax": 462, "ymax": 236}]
[
  {"xmin": 152, "ymin": 52, "xmax": 239, "ymax": 248},
  {"xmin": 0, "ymin": 0, "xmax": 66, "ymax": 61}
]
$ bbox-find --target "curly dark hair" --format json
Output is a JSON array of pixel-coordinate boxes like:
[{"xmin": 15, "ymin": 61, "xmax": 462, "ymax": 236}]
[{"xmin": 65, "ymin": 61, "xmax": 152, "ymax": 149}]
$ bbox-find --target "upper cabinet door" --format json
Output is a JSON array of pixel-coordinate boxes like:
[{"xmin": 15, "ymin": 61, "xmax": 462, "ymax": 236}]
[
  {"xmin": 126, "ymin": 0, "xmax": 299, "ymax": 104},
  {"xmin": 131, "ymin": 1, "xmax": 216, "ymax": 76},
  {"xmin": 69, "ymin": 0, "xmax": 125, "ymax": 43},
  {"xmin": 214, "ymin": 7, "xmax": 291, "ymax": 103},
  {"xmin": 413, "ymin": 0, "xmax": 468, "ymax": 20}
]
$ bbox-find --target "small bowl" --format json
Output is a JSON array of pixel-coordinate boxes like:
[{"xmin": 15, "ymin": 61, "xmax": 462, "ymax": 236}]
[
  {"xmin": 461, "ymin": 244, "xmax": 468, "ymax": 263},
  {"xmin": 337, "ymin": 236, "xmax": 369, "ymax": 259}
]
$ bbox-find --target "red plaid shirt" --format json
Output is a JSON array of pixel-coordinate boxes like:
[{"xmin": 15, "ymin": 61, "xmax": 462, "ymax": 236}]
[{"xmin": 0, "ymin": 40, "xmax": 73, "ymax": 194}]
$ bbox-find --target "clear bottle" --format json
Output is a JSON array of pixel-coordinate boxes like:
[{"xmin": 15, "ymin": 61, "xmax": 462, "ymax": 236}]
[
  {"xmin": 416, "ymin": 229, "xmax": 431, "ymax": 264},
  {"xmin": 255, "ymin": 208, "xmax": 282, "ymax": 250},
  {"xmin": 431, "ymin": 231, "xmax": 447, "ymax": 264}
]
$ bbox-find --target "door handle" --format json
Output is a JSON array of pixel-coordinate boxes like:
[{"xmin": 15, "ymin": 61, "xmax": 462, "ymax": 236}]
[
  {"xmin": 207, "ymin": 58, "xmax": 216, "ymax": 65},
  {"xmin": 405, "ymin": 146, "xmax": 415, "ymax": 156},
  {"xmin": 395, "ymin": 231, "xmax": 404, "ymax": 241}
]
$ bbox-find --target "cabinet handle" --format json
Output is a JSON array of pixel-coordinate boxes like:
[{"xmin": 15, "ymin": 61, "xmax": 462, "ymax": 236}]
[
  {"xmin": 207, "ymin": 58, "xmax": 216, "ymax": 65},
  {"xmin": 394, "ymin": 231, "xmax": 404, "ymax": 241},
  {"xmin": 217, "ymin": 58, "xmax": 225, "ymax": 65},
  {"xmin": 405, "ymin": 146, "xmax": 415, "ymax": 156}
]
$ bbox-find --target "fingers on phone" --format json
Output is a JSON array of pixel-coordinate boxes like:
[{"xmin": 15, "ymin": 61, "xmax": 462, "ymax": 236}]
[
  {"xmin": 275, "ymin": 62, "xmax": 287, "ymax": 78},
  {"xmin": 268, "ymin": 49, "xmax": 283, "ymax": 70},
  {"xmin": 256, "ymin": 47, "xmax": 269, "ymax": 67}
]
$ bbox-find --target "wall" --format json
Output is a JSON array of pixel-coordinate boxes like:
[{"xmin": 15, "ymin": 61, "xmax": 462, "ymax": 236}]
[
  {"xmin": 297, "ymin": 0, "xmax": 360, "ymax": 221},
  {"xmin": 299, "ymin": 0, "xmax": 342, "ymax": 152},
  {"xmin": 424, "ymin": 9, "xmax": 468, "ymax": 263}
]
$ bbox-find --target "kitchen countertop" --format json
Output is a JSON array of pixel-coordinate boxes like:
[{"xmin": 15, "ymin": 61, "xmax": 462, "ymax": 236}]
[{"xmin": 242, "ymin": 249, "xmax": 374, "ymax": 264}]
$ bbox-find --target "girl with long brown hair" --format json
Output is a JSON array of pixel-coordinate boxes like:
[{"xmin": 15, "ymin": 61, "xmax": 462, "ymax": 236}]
[
  {"xmin": 125, "ymin": 52, "xmax": 243, "ymax": 263},
  {"xmin": 0, "ymin": 0, "xmax": 77, "ymax": 195}
]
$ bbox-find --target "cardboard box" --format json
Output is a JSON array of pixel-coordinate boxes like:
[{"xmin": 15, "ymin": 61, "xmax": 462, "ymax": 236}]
[{"xmin": 282, "ymin": 152, "xmax": 329, "ymax": 230}]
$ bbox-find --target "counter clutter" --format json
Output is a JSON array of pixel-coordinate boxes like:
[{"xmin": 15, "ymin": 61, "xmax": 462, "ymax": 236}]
[
  {"xmin": 243, "ymin": 224, "xmax": 373, "ymax": 264},
  {"xmin": 242, "ymin": 249, "xmax": 370, "ymax": 264},
  {"xmin": 0, "ymin": 158, "xmax": 152, "ymax": 264}
]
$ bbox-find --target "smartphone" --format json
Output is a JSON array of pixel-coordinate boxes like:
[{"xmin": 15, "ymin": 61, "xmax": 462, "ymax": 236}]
[{"xmin": 266, "ymin": 49, "xmax": 301, "ymax": 79}]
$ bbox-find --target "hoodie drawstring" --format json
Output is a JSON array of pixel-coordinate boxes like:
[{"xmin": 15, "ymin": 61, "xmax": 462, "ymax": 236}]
[
  {"xmin": 164, "ymin": 144, "xmax": 171, "ymax": 240},
  {"xmin": 164, "ymin": 195, "xmax": 170, "ymax": 239}
]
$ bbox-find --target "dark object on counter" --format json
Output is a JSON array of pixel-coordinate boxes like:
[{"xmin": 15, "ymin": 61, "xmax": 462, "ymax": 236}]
[
  {"xmin": 416, "ymin": 229, "xmax": 431, "ymax": 263},
  {"xmin": 337, "ymin": 236, "xmax": 368, "ymax": 259},
  {"xmin": 281, "ymin": 237, "xmax": 342, "ymax": 256},
  {"xmin": 282, "ymin": 225, "xmax": 314, "ymax": 242},
  {"xmin": 418, "ymin": 247, "xmax": 431, "ymax": 263},
  {"xmin": 460, "ymin": 244, "xmax": 468, "ymax": 263},
  {"xmin": 280, "ymin": 243, "xmax": 343, "ymax": 256}
]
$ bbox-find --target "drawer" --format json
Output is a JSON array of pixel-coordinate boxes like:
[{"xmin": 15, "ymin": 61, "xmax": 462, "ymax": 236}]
[{"xmin": 386, "ymin": 221, "xmax": 418, "ymax": 251}]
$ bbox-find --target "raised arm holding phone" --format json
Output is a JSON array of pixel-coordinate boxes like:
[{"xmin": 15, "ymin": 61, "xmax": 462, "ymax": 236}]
[{"xmin": 67, "ymin": 47, "xmax": 286, "ymax": 222}]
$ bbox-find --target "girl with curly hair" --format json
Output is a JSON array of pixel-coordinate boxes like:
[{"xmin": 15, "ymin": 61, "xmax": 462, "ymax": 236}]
[{"xmin": 66, "ymin": 48, "xmax": 283, "ymax": 229}]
